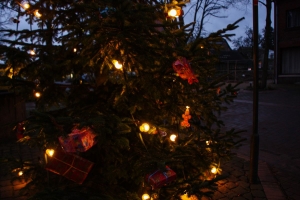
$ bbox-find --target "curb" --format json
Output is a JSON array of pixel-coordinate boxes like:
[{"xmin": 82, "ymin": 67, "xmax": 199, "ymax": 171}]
[
  {"xmin": 258, "ymin": 161, "xmax": 287, "ymax": 200},
  {"xmin": 236, "ymin": 153, "xmax": 287, "ymax": 200}
]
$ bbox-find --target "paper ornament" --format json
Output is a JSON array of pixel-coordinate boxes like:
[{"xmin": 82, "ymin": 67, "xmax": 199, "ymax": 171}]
[
  {"xmin": 59, "ymin": 127, "xmax": 97, "ymax": 152},
  {"xmin": 181, "ymin": 106, "xmax": 191, "ymax": 127},
  {"xmin": 173, "ymin": 57, "xmax": 198, "ymax": 84}
]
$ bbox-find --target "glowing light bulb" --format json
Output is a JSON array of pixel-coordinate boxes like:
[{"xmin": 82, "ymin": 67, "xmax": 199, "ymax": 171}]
[
  {"xmin": 170, "ymin": 134, "xmax": 177, "ymax": 142},
  {"xmin": 29, "ymin": 50, "xmax": 36, "ymax": 55},
  {"xmin": 181, "ymin": 193, "xmax": 198, "ymax": 200},
  {"xmin": 35, "ymin": 92, "xmax": 41, "ymax": 98},
  {"xmin": 185, "ymin": 106, "xmax": 190, "ymax": 115},
  {"xmin": 139, "ymin": 123, "xmax": 150, "ymax": 132},
  {"xmin": 112, "ymin": 60, "xmax": 122, "ymax": 69},
  {"xmin": 46, "ymin": 149, "xmax": 55, "ymax": 157},
  {"xmin": 34, "ymin": 10, "xmax": 42, "ymax": 18},
  {"xmin": 142, "ymin": 193, "xmax": 150, "ymax": 200},
  {"xmin": 211, "ymin": 167, "xmax": 217, "ymax": 174},
  {"xmin": 168, "ymin": 8, "xmax": 178, "ymax": 17},
  {"xmin": 18, "ymin": 171, "xmax": 23, "ymax": 176},
  {"xmin": 22, "ymin": 3, "xmax": 30, "ymax": 10}
]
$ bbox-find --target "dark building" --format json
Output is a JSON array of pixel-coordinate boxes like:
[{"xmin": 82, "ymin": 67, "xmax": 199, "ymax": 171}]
[
  {"xmin": 274, "ymin": 0, "xmax": 300, "ymax": 83},
  {"xmin": 215, "ymin": 39, "xmax": 253, "ymax": 81}
]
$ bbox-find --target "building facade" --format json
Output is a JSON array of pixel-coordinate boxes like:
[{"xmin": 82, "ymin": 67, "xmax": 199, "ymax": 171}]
[{"xmin": 274, "ymin": 0, "xmax": 300, "ymax": 83}]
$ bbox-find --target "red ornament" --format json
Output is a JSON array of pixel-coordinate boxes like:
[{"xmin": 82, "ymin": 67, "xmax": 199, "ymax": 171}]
[
  {"xmin": 59, "ymin": 127, "xmax": 97, "ymax": 153},
  {"xmin": 16, "ymin": 122, "xmax": 24, "ymax": 140},
  {"xmin": 216, "ymin": 87, "xmax": 221, "ymax": 95},
  {"xmin": 45, "ymin": 149, "xmax": 94, "ymax": 184},
  {"xmin": 173, "ymin": 57, "xmax": 198, "ymax": 84},
  {"xmin": 145, "ymin": 166, "xmax": 176, "ymax": 189}
]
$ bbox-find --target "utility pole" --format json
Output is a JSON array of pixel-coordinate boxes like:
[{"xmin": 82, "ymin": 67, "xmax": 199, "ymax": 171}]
[{"xmin": 250, "ymin": 0, "xmax": 260, "ymax": 184}]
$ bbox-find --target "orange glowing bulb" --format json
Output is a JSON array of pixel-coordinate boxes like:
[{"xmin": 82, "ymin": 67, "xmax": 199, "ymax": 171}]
[
  {"xmin": 22, "ymin": 3, "xmax": 30, "ymax": 10},
  {"xmin": 18, "ymin": 171, "xmax": 23, "ymax": 176},
  {"xmin": 46, "ymin": 149, "xmax": 55, "ymax": 157},
  {"xmin": 142, "ymin": 193, "xmax": 150, "ymax": 200},
  {"xmin": 34, "ymin": 10, "xmax": 42, "ymax": 18},
  {"xmin": 139, "ymin": 123, "xmax": 150, "ymax": 132},
  {"xmin": 35, "ymin": 92, "xmax": 41, "ymax": 98},
  {"xmin": 170, "ymin": 134, "xmax": 177, "ymax": 142}
]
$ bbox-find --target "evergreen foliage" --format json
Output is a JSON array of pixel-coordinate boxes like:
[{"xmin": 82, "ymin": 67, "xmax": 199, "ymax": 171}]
[{"xmin": 0, "ymin": 0, "xmax": 244, "ymax": 199}]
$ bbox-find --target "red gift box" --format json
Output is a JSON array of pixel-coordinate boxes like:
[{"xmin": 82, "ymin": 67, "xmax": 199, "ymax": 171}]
[
  {"xmin": 45, "ymin": 149, "xmax": 94, "ymax": 184},
  {"xmin": 145, "ymin": 166, "xmax": 176, "ymax": 189},
  {"xmin": 59, "ymin": 127, "xmax": 97, "ymax": 152}
]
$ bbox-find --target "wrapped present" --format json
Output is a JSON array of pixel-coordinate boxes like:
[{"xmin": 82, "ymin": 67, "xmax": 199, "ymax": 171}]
[
  {"xmin": 45, "ymin": 149, "xmax": 94, "ymax": 184},
  {"xmin": 145, "ymin": 166, "xmax": 176, "ymax": 189},
  {"xmin": 59, "ymin": 127, "xmax": 97, "ymax": 152},
  {"xmin": 173, "ymin": 57, "xmax": 198, "ymax": 84}
]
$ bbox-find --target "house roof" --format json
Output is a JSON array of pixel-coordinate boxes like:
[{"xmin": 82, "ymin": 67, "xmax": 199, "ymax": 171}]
[
  {"xmin": 219, "ymin": 50, "xmax": 249, "ymax": 62},
  {"xmin": 215, "ymin": 39, "xmax": 232, "ymax": 51}
]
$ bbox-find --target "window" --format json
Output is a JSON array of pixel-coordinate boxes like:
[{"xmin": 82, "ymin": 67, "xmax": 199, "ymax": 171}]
[
  {"xmin": 282, "ymin": 47, "xmax": 300, "ymax": 74},
  {"xmin": 287, "ymin": 8, "xmax": 300, "ymax": 28}
]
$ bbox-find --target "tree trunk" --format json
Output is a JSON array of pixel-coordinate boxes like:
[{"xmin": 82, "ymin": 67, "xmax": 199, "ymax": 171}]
[{"xmin": 261, "ymin": 0, "xmax": 272, "ymax": 89}]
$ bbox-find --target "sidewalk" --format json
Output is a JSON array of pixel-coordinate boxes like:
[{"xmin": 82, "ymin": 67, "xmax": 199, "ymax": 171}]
[{"xmin": 221, "ymin": 81, "xmax": 300, "ymax": 200}]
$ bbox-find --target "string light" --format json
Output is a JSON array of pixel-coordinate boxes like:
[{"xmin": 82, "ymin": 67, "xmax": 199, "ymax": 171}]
[
  {"xmin": 18, "ymin": 171, "xmax": 23, "ymax": 176},
  {"xmin": 142, "ymin": 193, "xmax": 150, "ymax": 200},
  {"xmin": 45, "ymin": 149, "xmax": 55, "ymax": 157},
  {"xmin": 180, "ymin": 193, "xmax": 198, "ymax": 200},
  {"xmin": 34, "ymin": 10, "xmax": 42, "ymax": 18},
  {"xmin": 29, "ymin": 50, "xmax": 36, "ymax": 55},
  {"xmin": 22, "ymin": 2, "xmax": 30, "ymax": 10},
  {"xmin": 170, "ymin": 134, "xmax": 177, "ymax": 142},
  {"xmin": 166, "ymin": 7, "xmax": 183, "ymax": 18},
  {"xmin": 168, "ymin": 8, "xmax": 177, "ymax": 17},
  {"xmin": 34, "ymin": 91, "xmax": 41, "ymax": 98},
  {"xmin": 112, "ymin": 60, "xmax": 122, "ymax": 69},
  {"xmin": 211, "ymin": 167, "xmax": 217, "ymax": 174},
  {"xmin": 139, "ymin": 123, "xmax": 150, "ymax": 132}
]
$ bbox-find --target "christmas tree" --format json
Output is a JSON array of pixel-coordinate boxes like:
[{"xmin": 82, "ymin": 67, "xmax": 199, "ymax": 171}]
[{"xmin": 0, "ymin": 0, "xmax": 244, "ymax": 199}]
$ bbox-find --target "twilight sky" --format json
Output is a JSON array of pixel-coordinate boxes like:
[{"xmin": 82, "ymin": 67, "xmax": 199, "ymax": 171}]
[{"xmin": 183, "ymin": 2, "xmax": 275, "ymax": 49}]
